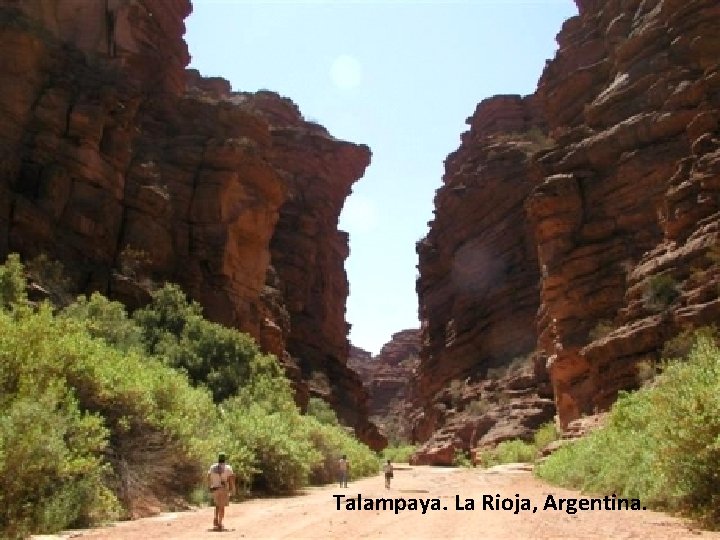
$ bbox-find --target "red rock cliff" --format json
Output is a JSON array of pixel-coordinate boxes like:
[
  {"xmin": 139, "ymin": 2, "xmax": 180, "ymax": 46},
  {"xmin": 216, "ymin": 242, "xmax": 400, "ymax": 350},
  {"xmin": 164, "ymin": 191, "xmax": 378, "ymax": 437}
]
[
  {"xmin": 0, "ymin": 0, "xmax": 383, "ymax": 449},
  {"xmin": 412, "ymin": 96, "xmax": 555, "ymax": 463},
  {"xmin": 349, "ymin": 330, "xmax": 420, "ymax": 443},
  {"xmin": 416, "ymin": 0, "xmax": 720, "ymax": 456},
  {"xmin": 528, "ymin": 0, "xmax": 720, "ymax": 426},
  {"xmin": 349, "ymin": 331, "xmax": 420, "ymax": 416}
]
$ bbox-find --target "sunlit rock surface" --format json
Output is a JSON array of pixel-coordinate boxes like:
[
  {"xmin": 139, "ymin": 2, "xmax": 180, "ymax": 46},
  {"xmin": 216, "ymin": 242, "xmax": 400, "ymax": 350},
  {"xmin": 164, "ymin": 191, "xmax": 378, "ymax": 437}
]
[
  {"xmin": 0, "ymin": 0, "xmax": 383, "ymax": 450},
  {"xmin": 414, "ymin": 0, "xmax": 720, "ymax": 461}
]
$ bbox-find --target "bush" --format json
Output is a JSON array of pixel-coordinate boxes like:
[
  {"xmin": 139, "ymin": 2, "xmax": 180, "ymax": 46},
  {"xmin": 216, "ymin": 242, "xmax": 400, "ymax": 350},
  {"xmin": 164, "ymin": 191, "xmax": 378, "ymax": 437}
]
[
  {"xmin": 479, "ymin": 440, "xmax": 536, "ymax": 468},
  {"xmin": 306, "ymin": 397, "xmax": 340, "ymax": 425},
  {"xmin": 304, "ymin": 416, "xmax": 379, "ymax": 485},
  {"xmin": 0, "ymin": 386, "xmax": 118, "ymax": 538},
  {"xmin": 62, "ymin": 293, "xmax": 143, "ymax": 352},
  {"xmin": 0, "ymin": 253, "xmax": 26, "ymax": 308},
  {"xmin": 25, "ymin": 253, "xmax": 73, "ymax": 304},
  {"xmin": 533, "ymin": 422, "xmax": 559, "ymax": 449},
  {"xmin": 662, "ymin": 325, "xmax": 719, "ymax": 361},
  {"xmin": 643, "ymin": 273, "xmax": 679, "ymax": 311},
  {"xmin": 537, "ymin": 332, "xmax": 720, "ymax": 526},
  {"xmin": 381, "ymin": 444, "xmax": 418, "ymax": 463},
  {"xmin": 475, "ymin": 422, "xmax": 557, "ymax": 469},
  {"xmin": 453, "ymin": 449, "xmax": 473, "ymax": 468},
  {"xmin": 0, "ymin": 257, "xmax": 381, "ymax": 536},
  {"xmin": 448, "ymin": 379, "xmax": 465, "ymax": 407},
  {"xmin": 133, "ymin": 283, "xmax": 202, "ymax": 351},
  {"xmin": 135, "ymin": 284, "xmax": 279, "ymax": 402},
  {"xmin": 465, "ymin": 399, "xmax": 491, "ymax": 416},
  {"xmin": 220, "ymin": 401, "xmax": 319, "ymax": 494},
  {"xmin": 588, "ymin": 319, "xmax": 615, "ymax": 341},
  {"xmin": 0, "ymin": 302, "xmax": 216, "ymax": 535}
]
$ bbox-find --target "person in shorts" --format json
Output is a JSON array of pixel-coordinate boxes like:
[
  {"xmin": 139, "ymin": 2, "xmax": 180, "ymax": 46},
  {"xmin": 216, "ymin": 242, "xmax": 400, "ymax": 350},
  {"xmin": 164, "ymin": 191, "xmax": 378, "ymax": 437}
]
[{"xmin": 207, "ymin": 452, "xmax": 235, "ymax": 531}]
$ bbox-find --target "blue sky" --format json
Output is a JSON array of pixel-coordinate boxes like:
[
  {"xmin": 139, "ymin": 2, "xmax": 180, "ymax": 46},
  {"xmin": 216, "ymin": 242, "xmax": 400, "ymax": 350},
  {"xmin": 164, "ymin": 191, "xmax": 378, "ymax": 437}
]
[{"xmin": 185, "ymin": 0, "xmax": 577, "ymax": 354}]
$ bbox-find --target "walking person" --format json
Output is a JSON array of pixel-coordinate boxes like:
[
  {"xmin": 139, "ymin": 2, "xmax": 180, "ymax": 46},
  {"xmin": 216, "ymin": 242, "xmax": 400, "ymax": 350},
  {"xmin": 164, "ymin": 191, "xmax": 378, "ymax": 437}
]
[
  {"xmin": 338, "ymin": 454, "xmax": 350, "ymax": 488},
  {"xmin": 383, "ymin": 459, "xmax": 394, "ymax": 489},
  {"xmin": 207, "ymin": 452, "xmax": 235, "ymax": 531}
]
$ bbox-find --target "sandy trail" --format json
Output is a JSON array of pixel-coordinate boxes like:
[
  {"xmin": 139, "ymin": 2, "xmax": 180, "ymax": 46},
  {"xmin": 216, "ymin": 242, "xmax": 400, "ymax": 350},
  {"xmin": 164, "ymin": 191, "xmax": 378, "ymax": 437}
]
[{"xmin": 38, "ymin": 464, "xmax": 719, "ymax": 540}]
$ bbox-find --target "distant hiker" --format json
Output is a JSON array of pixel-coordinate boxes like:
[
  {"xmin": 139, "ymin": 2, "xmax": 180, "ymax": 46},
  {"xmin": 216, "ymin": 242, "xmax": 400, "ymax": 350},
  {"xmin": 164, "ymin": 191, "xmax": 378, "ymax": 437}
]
[
  {"xmin": 338, "ymin": 454, "xmax": 350, "ymax": 488},
  {"xmin": 208, "ymin": 452, "xmax": 235, "ymax": 531},
  {"xmin": 383, "ymin": 459, "xmax": 394, "ymax": 489}
]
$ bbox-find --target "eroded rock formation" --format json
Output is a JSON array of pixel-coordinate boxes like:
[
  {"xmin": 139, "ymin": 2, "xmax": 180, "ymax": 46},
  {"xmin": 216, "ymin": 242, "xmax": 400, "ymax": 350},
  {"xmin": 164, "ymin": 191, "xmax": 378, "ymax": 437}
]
[
  {"xmin": 0, "ymin": 0, "xmax": 383, "ymax": 451},
  {"xmin": 414, "ymin": 0, "xmax": 720, "ymax": 462},
  {"xmin": 530, "ymin": 0, "xmax": 720, "ymax": 426},
  {"xmin": 412, "ymin": 96, "xmax": 555, "ymax": 463},
  {"xmin": 348, "ymin": 329, "xmax": 420, "ymax": 440}
]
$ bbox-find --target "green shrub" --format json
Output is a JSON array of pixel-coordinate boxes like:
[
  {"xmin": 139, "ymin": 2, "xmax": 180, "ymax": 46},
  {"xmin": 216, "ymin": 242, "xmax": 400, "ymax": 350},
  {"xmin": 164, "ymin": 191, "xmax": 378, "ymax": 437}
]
[
  {"xmin": 0, "ymin": 257, "xmax": 381, "ymax": 537},
  {"xmin": 480, "ymin": 439, "xmax": 536, "ymax": 468},
  {"xmin": 379, "ymin": 414, "xmax": 410, "ymax": 445},
  {"xmin": 0, "ymin": 253, "xmax": 26, "ymax": 308},
  {"xmin": 662, "ymin": 325, "xmax": 719, "ymax": 361},
  {"xmin": 304, "ymin": 416, "xmax": 379, "ymax": 485},
  {"xmin": 25, "ymin": 253, "xmax": 73, "ymax": 304},
  {"xmin": 381, "ymin": 444, "xmax": 418, "ymax": 463},
  {"xmin": 135, "ymin": 284, "xmax": 279, "ymax": 402},
  {"xmin": 537, "ymin": 332, "xmax": 720, "ymax": 526},
  {"xmin": 475, "ymin": 422, "xmax": 557, "ymax": 469},
  {"xmin": 62, "ymin": 293, "xmax": 143, "ymax": 352},
  {"xmin": 220, "ymin": 400, "xmax": 319, "ymax": 494},
  {"xmin": 0, "ymin": 385, "xmax": 118, "ymax": 538},
  {"xmin": 133, "ymin": 283, "xmax": 202, "ymax": 351},
  {"xmin": 306, "ymin": 397, "xmax": 340, "ymax": 425},
  {"xmin": 643, "ymin": 273, "xmax": 679, "ymax": 311},
  {"xmin": 217, "ymin": 374, "xmax": 378, "ymax": 492},
  {"xmin": 448, "ymin": 379, "xmax": 465, "ymax": 407},
  {"xmin": 533, "ymin": 422, "xmax": 559, "ymax": 449},
  {"xmin": 486, "ymin": 355, "xmax": 529, "ymax": 380},
  {"xmin": 588, "ymin": 319, "xmax": 615, "ymax": 341},
  {"xmin": 452, "ymin": 449, "xmax": 473, "ymax": 468},
  {"xmin": 117, "ymin": 246, "xmax": 151, "ymax": 278},
  {"xmin": 0, "ymin": 303, "xmax": 216, "ymax": 535}
]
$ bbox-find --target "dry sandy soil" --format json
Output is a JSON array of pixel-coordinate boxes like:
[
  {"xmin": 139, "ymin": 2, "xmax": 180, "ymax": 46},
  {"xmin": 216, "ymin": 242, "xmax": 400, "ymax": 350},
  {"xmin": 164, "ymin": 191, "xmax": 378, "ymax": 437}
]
[{"xmin": 36, "ymin": 464, "xmax": 720, "ymax": 540}]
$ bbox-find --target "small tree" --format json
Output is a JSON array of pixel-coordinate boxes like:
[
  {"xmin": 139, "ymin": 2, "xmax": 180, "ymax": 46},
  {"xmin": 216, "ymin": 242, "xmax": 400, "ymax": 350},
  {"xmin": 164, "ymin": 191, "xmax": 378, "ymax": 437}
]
[
  {"xmin": 643, "ymin": 274, "xmax": 679, "ymax": 311},
  {"xmin": 0, "ymin": 253, "xmax": 27, "ymax": 308}
]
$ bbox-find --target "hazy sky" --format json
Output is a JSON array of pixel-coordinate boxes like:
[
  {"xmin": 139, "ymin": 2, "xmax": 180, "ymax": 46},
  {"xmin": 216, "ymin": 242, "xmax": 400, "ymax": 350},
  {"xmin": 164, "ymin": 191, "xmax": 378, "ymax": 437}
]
[{"xmin": 185, "ymin": 0, "xmax": 577, "ymax": 354}]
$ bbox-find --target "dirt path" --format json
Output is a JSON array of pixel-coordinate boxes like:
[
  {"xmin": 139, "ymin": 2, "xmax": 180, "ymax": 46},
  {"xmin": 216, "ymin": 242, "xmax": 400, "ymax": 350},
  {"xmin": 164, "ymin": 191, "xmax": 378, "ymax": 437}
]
[{"xmin": 38, "ymin": 465, "xmax": 719, "ymax": 540}]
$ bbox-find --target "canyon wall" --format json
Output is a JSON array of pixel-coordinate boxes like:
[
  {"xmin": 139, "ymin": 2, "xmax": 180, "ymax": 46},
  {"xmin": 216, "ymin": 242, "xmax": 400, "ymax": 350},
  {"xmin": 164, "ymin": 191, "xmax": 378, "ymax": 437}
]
[
  {"xmin": 530, "ymin": 0, "xmax": 720, "ymax": 426},
  {"xmin": 0, "ymin": 0, "xmax": 383, "ymax": 449},
  {"xmin": 414, "ymin": 0, "xmax": 720, "ymax": 462},
  {"xmin": 348, "ymin": 329, "xmax": 420, "ymax": 441},
  {"xmin": 412, "ymin": 96, "xmax": 555, "ymax": 463}
]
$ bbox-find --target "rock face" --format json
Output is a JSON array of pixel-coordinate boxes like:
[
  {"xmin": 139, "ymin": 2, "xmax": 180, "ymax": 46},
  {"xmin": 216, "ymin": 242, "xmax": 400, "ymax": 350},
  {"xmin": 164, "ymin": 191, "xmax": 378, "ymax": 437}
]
[
  {"xmin": 412, "ymin": 96, "xmax": 555, "ymax": 463},
  {"xmin": 348, "ymin": 329, "xmax": 420, "ymax": 440},
  {"xmin": 414, "ymin": 0, "xmax": 720, "ymax": 461},
  {"xmin": 529, "ymin": 0, "xmax": 720, "ymax": 427},
  {"xmin": 0, "ymin": 1, "xmax": 383, "ymax": 450}
]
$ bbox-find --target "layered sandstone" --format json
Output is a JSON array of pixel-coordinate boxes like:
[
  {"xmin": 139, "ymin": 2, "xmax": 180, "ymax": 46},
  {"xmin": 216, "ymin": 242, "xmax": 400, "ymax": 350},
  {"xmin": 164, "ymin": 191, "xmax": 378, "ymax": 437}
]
[
  {"xmin": 348, "ymin": 329, "xmax": 420, "ymax": 438},
  {"xmin": 0, "ymin": 1, "xmax": 382, "ymax": 450},
  {"xmin": 529, "ymin": 0, "xmax": 720, "ymax": 426},
  {"xmin": 415, "ymin": 0, "xmax": 720, "ymax": 460},
  {"xmin": 412, "ymin": 96, "xmax": 555, "ymax": 463}
]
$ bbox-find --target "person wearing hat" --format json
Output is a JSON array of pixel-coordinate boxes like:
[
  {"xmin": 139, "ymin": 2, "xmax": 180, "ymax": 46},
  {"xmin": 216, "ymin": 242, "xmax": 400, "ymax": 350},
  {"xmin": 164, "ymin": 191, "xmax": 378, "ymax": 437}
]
[{"xmin": 207, "ymin": 452, "xmax": 235, "ymax": 531}]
